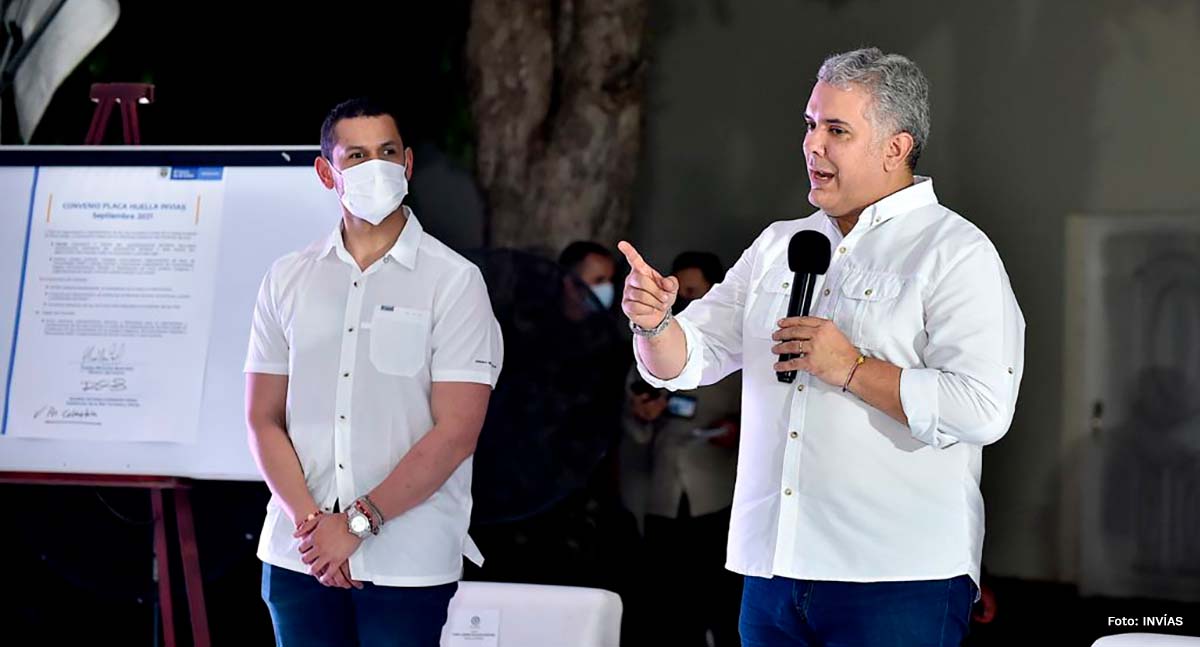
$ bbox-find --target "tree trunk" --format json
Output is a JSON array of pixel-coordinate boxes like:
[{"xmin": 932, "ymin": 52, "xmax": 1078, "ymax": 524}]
[{"xmin": 466, "ymin": 0, "xmax": 647, "ymax": 254}]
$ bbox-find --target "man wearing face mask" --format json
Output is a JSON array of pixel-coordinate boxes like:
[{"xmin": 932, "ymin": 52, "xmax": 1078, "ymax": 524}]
[
  {"xmin": 559, "ymin": 240, "xmax": 617, "ymax": 310},
  {"xmin": 619, "ymin": 250, "xmax": 742, "ymax": 647},
  {"xmin": 245, "ymin": 97, "xmax": 504, "ymax": 646}
]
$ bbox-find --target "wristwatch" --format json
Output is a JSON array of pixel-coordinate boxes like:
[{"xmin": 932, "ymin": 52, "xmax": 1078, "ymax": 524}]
[{"xmin": 346, "ymin": 506, "xmax": 373, "ymax": 539}]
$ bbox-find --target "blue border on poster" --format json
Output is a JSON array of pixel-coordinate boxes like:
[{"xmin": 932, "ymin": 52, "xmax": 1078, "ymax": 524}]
[{"xmin": 2, "ymin": 166, "xmax": 40, "ymax": 435}]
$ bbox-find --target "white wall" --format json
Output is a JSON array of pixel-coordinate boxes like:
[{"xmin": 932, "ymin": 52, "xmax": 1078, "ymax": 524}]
[{"xmin": 630, "ymin": 0, "xmax": 1200, "ymax": 581}]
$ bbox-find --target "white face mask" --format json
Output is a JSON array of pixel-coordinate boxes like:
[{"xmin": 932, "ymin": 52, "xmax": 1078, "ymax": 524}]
[
  {"xmin": 330, "ymin": 158, "xmax": 409, "ymax": 225},
  {"xmin": 590, "ymin": 282, "xmax": 615, "ymax": 309}
]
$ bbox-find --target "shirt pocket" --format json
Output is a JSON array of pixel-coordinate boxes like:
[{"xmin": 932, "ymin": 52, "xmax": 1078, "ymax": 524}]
[
  {"xmin": 744, "ymin": 267, "xmax": 793, "ymax": 339},
  {"xmin": 368, "ymin": 306, "xmax": 430, "ymax": 376},
  {"xmin": 834, "ymin": 269, "xmax": 907, "ymax": 351}
]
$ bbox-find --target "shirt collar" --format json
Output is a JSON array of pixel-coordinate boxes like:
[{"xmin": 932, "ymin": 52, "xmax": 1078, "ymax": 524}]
[
  {"xmin": 320, "ymin": 206, "xmax": 423, "ymax": 270},
  {"xmin": 854, "ymin": 175, "xmax": 937, "ymax": 229}
]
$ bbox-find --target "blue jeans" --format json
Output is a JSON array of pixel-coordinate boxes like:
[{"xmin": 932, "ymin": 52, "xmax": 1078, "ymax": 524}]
[
  {"xmin": 261, "ymin": 563, "xmax": 458, "ymax": 647},
  {"xmin": 739, "ymin": 574, "xmax": 975, "ymax": 647}
]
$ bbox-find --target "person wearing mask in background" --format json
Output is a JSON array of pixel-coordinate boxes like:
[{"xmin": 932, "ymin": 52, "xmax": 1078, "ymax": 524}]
[
  {"xmin": 245, "ymin": 97, "xmax": 504, "ymax": 646},
  {"xmin": 559, "ymin": 240, "xmax": 617, "ymax": 311},
  {"xmin": 620, "ymin": 251, "xmax": 743, "ymax": 647}
]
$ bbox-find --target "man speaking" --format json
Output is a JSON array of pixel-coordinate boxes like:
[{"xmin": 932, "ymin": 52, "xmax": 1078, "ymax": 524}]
[{"xmin": 619, "ymin": 48, "xmax": 1024, "ymax": 647}]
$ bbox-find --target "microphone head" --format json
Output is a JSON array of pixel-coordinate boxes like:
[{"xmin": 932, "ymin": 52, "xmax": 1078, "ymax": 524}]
[{"xmin": 787, "ymin": 230, "xmax": 832, "ymax": 274}]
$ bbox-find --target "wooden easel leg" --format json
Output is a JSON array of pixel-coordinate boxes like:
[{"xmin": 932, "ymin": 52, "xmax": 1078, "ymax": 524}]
[
  {"xmin": 126, "ymin": 101, "xmax": 142, "ymax": 144},
  {"xmin": 151, "ymin": 489, "xmax": 177, "ymax": 647},
  {"xmin": 86, "ymin": 99, "xmax": 115, "ymax": 145},
  {"xmin": 174, "ymin": 487, "xmax": 211, "ymax": 647},
  {"xmin": 120, "ymin": 102, "xmax": 134, "ymax": 145}
]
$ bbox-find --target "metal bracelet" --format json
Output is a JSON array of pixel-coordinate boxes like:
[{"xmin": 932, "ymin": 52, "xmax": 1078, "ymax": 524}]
[
  {"xmin": 629, "ymin": 310, "xmax": 673, "ymax": 338},
  {"xmin": 358, "ymin": 495, "xmax": 384, "ymax": 534}
]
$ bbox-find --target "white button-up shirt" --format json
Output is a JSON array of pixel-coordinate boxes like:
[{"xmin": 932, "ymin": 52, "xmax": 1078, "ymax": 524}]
[
  {"xmin": 245, "ymin": 209, "xmax": 503, "ymax": 587},
  {"xmin": 637, "ymin": 178, "xmax": 1024, "ymax": 588}
]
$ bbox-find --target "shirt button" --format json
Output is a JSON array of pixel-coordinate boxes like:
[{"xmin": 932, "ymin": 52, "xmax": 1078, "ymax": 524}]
[
  {"xmin": 384, "ymin": 257, "xmax": 391, "ymax": 263},
  {"xmin": 784, "ymin": 488, "xmax": 793, "ymax": 496},
  {"xmin": 353, "ymin": 281, "xmax": 359, "ymax": 288},
  {"xmin": 1008, "ymin": 367, "xmax": 1014, "ymax": 374},
  {"xmin": 789, "ymin": 431, "xmax": 798, "ymax": 439},
  {"xmin": 342, "ymin": 372, "xmax": 350, "ymax": 378},
  {"xmin": 338, "ymin": 463, "xmax": 344, "ymax": 470},
  {"xmin": 348, "ymin": 327, "xmax": 355, "ymax": 333},
  {"xmin": 864, "ymin": 289, "xmax": 873, "ymax": 296},
  {"xmin": 339, "ymin": 415, "xmax": 346, "ymax": 420},
  {"xmin": 823, "ymin": 288, "xmax": 830, "ymax": 296},
  {"xmin": 838, "ymin": 247, "xmax": 847, "ymax": 254},
  {"xmin": 782, "ymin": 282, "xmax": 789, "ymax": 289},
  {"xmin": 797, "ymin": 384, "xmax": 804, "ymax": 392}
]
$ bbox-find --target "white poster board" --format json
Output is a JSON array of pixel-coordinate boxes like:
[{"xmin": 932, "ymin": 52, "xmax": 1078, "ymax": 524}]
[{"xmin": 0, "ymin": 146, "xmax": 339, "ymax": 480}]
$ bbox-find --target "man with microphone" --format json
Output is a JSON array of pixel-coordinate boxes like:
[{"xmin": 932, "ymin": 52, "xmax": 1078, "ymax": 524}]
[{"xmin": 619, "ymin": 47, "xmax": 1024, "ymax": 646}]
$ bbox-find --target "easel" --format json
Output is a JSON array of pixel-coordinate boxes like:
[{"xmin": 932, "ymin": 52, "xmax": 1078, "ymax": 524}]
[
  {"xmin": 84, "ymin": 83, "xmax": 155, "ymax": 145},
  {"xmin": 0, "ymin": 81, "xmax": 210, "ymax": 647},
  {"xmin": 0, "ymin": 473, "xmax": 210, "ymax": 647}
]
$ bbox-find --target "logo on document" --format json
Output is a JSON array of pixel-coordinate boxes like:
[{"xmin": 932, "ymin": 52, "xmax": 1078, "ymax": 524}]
[{"xmin": 169, "ymin": 166, "xmax": 224, "ymax": 181}]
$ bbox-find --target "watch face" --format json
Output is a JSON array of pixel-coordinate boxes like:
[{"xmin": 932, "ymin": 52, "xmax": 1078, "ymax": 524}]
[{"xmin": 350, "ymin": 515, "xmax": 370, "ymax": 533}]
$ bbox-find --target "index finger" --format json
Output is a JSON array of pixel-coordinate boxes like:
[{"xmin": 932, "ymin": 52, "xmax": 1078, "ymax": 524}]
[
  {"xmin": 330, "ymin": 567, "xmax": 352, "ymax": 589},
  {"xmin": 293, "ymin": 517, "xmax": 319, "ymax": 538},
  {"xmin": 617, "ymin": 241, "xmax": 655, "ymax": 276},
  {"xmin": 340, "ymin": 562, "xmax": 364, "ymax": 589},
  {"xmin": 777, "ymin": 316, "xmax": 829, "ymax": 329}
]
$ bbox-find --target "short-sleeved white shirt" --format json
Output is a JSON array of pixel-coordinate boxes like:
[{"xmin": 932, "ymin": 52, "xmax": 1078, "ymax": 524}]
[{"xmin": 245, "ymin": 208, "xmax": 503, "ymax": 586}]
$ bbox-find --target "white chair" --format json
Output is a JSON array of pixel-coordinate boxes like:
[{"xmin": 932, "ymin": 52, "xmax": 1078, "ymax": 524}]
[
  {"xmin": 440, "ymin": 581, "xmax": 622, "ymax": 647},
  {"xmin": 1093, "ymin": 634, "xmax": 1200, "ymax": 646}
]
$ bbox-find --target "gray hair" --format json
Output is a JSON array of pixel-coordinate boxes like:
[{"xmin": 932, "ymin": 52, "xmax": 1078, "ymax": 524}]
[{"xmin": 817, "ymin": 47, "xmax": 930, "ymax": 170}]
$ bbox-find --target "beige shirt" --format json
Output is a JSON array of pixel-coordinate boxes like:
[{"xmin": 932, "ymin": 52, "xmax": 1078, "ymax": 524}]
[{"xmin": 619, "ymin": 368, "xmax": 741, "ymax": 525}]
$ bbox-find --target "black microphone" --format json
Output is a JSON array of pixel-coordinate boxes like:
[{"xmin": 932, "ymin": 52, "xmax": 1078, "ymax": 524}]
[{"xmin": 776, "ymin": 230, "xmax": 832, "ymax": 383}]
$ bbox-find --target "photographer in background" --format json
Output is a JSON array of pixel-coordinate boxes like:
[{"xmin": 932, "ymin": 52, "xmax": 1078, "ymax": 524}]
[{"xmin": 618, "ymin": 251, "xmax": 741, "ymax": 647}]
